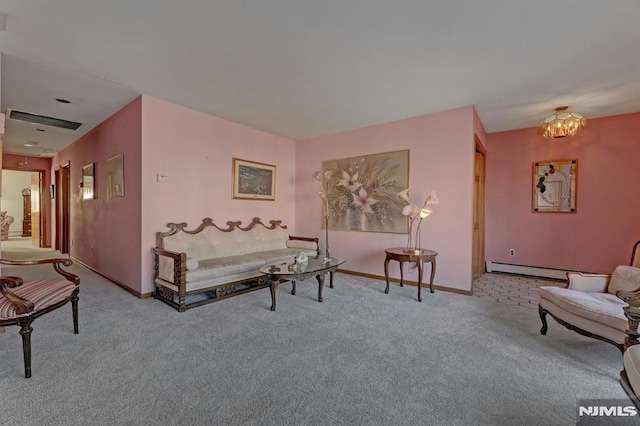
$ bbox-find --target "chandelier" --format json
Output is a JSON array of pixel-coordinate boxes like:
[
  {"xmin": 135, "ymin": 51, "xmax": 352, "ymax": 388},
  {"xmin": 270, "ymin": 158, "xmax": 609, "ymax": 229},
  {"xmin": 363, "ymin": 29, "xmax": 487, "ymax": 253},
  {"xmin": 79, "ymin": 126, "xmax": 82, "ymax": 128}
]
[{"xmin": 538, "ymin": 106, "xmax": 587, "ymax": 139}]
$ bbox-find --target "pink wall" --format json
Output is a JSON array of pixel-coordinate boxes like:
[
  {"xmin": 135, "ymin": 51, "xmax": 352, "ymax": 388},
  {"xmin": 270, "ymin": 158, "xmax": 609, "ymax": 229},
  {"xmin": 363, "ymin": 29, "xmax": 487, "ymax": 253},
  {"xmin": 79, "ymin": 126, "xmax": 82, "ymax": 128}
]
[
  {"xmin": 486, "ymin": 112, "xmax": 640, "ymax": 273},
  {"xmin": 2, "ymin": 154, "xmax": 53, "ymax": 247},
  {"xmin": 140, "ymin": 96, "xmax": 297, "ymax": 294},
  {"xmin": 52, "ymin": 97, "xmax": 142, "ymax": 291},
  {"xmin": 295, "ymin": 107, "xmax": 477, "ymax": 292}
]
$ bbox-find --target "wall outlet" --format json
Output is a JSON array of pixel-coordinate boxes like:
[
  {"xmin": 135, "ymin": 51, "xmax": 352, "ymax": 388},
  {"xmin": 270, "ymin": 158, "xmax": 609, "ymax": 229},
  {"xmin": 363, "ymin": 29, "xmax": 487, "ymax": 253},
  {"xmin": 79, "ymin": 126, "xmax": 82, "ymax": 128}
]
[
  {"xmin": 509, "ymin": 249, "xmax": 516, "ymax": 257},
  {"xmin": 157, "ymin": 174, "xmax": 169, "ymax": 182}
]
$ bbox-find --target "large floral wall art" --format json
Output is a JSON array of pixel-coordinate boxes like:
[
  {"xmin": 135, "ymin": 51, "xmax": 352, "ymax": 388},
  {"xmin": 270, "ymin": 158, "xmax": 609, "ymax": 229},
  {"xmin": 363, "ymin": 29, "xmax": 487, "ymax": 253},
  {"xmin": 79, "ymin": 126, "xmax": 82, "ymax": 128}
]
[{"xmin": 322, "ymin": 150, "xmax": 409, "ymax": 233}]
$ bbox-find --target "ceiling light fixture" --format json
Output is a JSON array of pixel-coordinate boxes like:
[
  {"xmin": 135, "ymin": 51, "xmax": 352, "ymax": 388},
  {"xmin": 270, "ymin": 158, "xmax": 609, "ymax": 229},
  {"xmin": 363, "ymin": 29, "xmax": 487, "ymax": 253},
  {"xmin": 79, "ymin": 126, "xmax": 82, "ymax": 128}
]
[
  {"xmin": 24, "ymin": 141, "xmax": 38, "ymax": 147},
  {"xmin": 538, "ymin": 106, "xmax": 587, "ymax": 139},
  {"xmin": 55, "ymin": 98, "xmax": 71, "ymax": 104}
]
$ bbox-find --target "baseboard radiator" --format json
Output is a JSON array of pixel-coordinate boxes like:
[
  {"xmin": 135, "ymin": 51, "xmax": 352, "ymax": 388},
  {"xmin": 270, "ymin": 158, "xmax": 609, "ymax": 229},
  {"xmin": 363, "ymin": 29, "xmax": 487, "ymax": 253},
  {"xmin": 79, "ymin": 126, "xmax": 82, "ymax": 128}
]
[{"xmin": 485, "ymin": 261, "xmax": 573, "ymax": 280}]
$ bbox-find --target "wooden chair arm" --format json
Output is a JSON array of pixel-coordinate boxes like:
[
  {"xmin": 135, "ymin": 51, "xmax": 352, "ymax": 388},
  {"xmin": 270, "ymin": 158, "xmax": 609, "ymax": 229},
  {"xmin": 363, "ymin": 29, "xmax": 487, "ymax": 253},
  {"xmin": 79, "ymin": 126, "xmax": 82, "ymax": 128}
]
[
  {"xmin": 0, "ymin": 278, "xmax": 35, "ymax": 315},
  {"xmin": 0, "ymin": 276, "xmax": 24, "ymax": 288},
  {"xmin": 0, "ymin": 258, "xmax": 79, "ymax": 286}
]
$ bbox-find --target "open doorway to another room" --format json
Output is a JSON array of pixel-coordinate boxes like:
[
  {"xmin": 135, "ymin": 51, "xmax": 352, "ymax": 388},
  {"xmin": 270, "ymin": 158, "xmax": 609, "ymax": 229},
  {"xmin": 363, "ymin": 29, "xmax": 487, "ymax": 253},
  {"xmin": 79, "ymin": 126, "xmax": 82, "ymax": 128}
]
[{"xmin": 1, "ymin": 169, "xmax": 47, "ymax": 249}]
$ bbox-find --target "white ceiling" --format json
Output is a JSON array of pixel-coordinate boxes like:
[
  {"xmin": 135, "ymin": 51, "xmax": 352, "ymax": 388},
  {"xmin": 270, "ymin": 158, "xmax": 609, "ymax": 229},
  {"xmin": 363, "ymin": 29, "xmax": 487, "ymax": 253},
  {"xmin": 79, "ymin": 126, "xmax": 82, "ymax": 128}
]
[{"xmin": 0, "ymin": 1, "xmax": 639, "ymax": 157}]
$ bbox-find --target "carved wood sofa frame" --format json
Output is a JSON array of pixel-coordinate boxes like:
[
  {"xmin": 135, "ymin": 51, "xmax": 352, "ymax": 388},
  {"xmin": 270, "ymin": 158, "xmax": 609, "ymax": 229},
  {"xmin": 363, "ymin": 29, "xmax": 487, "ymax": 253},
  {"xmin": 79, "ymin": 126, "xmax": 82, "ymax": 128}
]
[{"xmin": 153, "ymin": 217, "xmax": 319, "ymax": 312}]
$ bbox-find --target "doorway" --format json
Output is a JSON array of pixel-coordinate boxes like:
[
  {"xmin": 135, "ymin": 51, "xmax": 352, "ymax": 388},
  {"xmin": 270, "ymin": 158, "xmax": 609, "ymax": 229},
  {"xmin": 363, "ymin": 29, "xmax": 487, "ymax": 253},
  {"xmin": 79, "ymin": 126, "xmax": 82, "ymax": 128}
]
[
  {"xmin": 472, "ymin": 135, "xmax": 486, "ymax": 279},
  {"xmin": 0, "ymin": 169, "xmax": 46, "ymax": 247}
]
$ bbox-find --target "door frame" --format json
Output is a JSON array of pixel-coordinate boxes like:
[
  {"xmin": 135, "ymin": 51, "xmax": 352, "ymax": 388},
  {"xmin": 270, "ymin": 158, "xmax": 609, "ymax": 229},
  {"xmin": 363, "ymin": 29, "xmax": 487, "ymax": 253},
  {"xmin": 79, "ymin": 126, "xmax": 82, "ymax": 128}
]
[
  {"xmin": 472, "ymin": 135, "xmax": 487, "ymax": 279},
  {"xmin": 55, "ymin": 162, "xmax": 71, "ymax": 254}
]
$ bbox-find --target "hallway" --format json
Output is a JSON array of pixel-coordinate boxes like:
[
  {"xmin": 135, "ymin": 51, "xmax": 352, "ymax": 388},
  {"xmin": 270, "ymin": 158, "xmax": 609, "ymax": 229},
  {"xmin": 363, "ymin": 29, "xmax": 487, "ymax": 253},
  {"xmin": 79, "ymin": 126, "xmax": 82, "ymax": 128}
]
[{"xmin": 0, "ymin": 236, "xmax": 63, "ymax": 261}]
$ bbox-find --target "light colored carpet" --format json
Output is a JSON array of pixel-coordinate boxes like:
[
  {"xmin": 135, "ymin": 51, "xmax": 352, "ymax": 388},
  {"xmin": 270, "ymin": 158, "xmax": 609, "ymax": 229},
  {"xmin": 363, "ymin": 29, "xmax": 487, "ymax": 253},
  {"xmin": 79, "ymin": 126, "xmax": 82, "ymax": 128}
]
[
  {"xmin": 0, "ymin": 236, "xmax": 64, "ymax": 261},
  {"xmin": 0, "ymin": 261, "xmax": 628, "ymax": 426}
]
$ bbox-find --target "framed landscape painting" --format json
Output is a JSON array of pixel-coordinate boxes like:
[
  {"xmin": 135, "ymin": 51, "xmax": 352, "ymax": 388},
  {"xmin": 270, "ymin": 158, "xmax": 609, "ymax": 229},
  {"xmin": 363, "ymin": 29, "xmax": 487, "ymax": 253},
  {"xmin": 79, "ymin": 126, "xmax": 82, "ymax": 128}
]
[{"xmin": 232, "ymin": 158, "xmax": 276, "ymax": 201}]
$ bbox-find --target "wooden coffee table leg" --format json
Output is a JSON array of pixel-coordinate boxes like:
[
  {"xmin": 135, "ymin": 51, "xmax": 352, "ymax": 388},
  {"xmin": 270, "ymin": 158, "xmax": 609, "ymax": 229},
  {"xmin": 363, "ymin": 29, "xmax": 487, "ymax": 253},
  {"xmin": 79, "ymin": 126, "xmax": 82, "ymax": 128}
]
[
  {"xmin": 269, "ymin": 279, "xmax": 279, "ymax": 311},
  {"xmin": 417, "ymin": 261, "xmax": 423, "ymax": 302},
  {"xmin": 384, "ymin": 256, "xmax": 391, "ymax": 294},
  {"xmin": 399, "ymin": 260, "xmax": 404, "ymax": 287},
  {"xmin": 316, "ymin": 273, "xmax": 324, "ymax": 303},
  {"xmin": 291, "ymin": 280, "xmax": 296, "ymax": 295},
  {"xmin": 329, "ymin": 272, "xmax": 335, "ymax": 289}
]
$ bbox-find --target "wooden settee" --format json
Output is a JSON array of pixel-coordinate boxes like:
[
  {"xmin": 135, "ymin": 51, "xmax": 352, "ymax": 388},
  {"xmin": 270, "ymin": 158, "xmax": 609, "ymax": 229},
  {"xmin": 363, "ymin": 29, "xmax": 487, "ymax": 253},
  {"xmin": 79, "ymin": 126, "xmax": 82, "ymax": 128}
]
[{"xmin": 153, "ymin": 217, "xmax": 319, "ymax": 311}]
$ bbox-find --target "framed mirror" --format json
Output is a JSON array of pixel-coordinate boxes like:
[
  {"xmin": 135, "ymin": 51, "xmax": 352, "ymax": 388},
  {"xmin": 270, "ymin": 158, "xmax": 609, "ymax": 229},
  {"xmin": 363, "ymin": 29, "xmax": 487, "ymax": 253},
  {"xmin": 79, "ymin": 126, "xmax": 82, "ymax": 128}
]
[
  {"xmin": 82, "ymin": 163, "xmax": 95, "ymax": 200},
  {"xmin": 532, "ymin": 159, "xmax": 577, "ymax": 213},
  {"xmin": 107, "ymin": 154, "xmax": 125, "ymax": 198}
]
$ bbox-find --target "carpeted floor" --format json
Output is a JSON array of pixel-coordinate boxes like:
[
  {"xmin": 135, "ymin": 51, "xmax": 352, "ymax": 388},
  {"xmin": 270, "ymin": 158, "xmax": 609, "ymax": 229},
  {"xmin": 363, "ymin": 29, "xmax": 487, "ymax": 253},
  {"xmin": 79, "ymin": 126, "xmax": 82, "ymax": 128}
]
[
  {"xmin": 0, "ymin": 236, "xmax": 63, "ymax": 261},
  {"xmin": 0, "ymin": 257, "xmax": 629, "ymax": 426}
]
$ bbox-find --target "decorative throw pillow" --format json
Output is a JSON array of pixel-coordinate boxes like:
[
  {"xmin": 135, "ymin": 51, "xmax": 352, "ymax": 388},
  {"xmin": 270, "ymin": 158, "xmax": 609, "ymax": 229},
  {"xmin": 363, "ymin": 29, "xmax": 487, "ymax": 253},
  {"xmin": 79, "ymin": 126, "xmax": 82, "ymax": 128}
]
[
  {"xmin": 186, "ymin": 257, "xmax": 199, "ymax": 271},
  {"xmin": 286, "ymin": 239, "xmax": 317, "ymax": 251},
  {"xmin": 607, "ymin": 265, "xmax": 640, "ymax": 294}
]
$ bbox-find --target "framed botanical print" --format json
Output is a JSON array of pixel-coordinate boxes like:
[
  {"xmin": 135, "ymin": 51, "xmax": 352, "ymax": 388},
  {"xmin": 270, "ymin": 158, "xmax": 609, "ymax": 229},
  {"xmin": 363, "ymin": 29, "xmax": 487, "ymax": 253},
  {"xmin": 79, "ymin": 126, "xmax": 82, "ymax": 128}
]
[{"xmin": 322, "ymin": 149, "xmax": 409, "ymax": 233}]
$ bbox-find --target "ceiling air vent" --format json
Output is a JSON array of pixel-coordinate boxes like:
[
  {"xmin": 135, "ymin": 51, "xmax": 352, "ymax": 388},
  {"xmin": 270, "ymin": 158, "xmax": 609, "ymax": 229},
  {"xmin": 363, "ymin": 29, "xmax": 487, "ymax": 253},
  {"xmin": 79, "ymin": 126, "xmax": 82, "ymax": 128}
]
[{"xmin": 6, "ymin": 108, "xmax": 82, "ymax": 130}]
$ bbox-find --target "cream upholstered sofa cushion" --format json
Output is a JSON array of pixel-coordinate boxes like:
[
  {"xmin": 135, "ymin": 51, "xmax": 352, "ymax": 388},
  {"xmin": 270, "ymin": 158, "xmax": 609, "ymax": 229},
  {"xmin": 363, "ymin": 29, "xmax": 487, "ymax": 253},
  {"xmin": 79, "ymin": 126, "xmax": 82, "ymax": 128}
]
[
  {"xmin": 608, "ymin": 265, "xmax": 640, "ymax": 295},
  {"xmin": 538, "ymin": 286, "xmax": 628, "ymax": 332}
]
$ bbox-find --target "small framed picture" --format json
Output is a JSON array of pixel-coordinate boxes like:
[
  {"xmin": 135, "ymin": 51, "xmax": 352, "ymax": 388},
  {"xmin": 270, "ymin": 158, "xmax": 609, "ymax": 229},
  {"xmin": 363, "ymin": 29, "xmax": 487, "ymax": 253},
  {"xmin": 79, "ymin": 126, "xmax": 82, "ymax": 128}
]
[
  {"xmin": 232, "ymin": 158, "xmax": 276, "ymax": 201},
  {"xmin": 82, "ymin": 163, "xmax": 95, "ymax": 200}
]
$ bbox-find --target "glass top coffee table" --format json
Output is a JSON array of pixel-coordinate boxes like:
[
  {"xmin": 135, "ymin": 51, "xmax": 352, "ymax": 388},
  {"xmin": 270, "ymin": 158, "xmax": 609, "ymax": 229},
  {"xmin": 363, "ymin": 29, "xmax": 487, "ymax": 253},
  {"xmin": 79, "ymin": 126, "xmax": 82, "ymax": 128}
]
[{"xmin": 259, "ymin": 256, "xmax": 346, "ymax": 311}]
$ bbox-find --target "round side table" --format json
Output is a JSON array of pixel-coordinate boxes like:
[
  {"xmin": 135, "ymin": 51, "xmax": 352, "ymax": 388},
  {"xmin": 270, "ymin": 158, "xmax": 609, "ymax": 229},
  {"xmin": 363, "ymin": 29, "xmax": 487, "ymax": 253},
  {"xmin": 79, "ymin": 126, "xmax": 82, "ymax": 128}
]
[{"xmin": 383, "ymin": 247, "xmax": 437, "ymax": 302}]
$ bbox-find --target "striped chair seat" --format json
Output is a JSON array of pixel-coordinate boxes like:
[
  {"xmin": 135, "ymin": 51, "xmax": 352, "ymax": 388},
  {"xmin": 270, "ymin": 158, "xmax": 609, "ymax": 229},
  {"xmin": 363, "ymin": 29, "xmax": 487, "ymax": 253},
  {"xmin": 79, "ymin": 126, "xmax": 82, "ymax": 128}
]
[{"xmin": 0, "ymin": 279, "xmax": 76, "ymax": 320}]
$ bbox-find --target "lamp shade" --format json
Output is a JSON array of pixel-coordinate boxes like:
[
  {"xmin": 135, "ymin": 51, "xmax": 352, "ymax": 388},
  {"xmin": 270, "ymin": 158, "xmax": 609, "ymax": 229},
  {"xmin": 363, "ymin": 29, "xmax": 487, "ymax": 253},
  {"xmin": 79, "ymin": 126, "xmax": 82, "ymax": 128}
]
[{"xmin": 538, "ymin": 106, "xmax": 586, "ymax": 139}]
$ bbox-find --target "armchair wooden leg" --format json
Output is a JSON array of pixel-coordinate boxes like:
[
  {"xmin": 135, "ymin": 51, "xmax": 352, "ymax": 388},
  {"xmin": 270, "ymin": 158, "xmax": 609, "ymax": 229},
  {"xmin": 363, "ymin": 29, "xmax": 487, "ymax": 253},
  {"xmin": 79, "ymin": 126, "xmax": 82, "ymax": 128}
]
[
  {"xmin": 17, "ymin": 318, "xmax": 33, "ymax": 379},
  {"xmin": 538, "ymin": 305, "xmax": 549, "ymax": 335},
  {"xmin": 72, "ymin": 292, "xmax": 79, "ymax": 334}
]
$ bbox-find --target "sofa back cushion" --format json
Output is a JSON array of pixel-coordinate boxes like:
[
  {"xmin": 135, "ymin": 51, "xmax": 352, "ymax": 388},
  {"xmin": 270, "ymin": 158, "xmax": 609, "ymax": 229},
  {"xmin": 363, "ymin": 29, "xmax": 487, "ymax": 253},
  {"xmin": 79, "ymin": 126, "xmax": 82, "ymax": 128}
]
[
  {"xmin": 206, "ymin": 225, "xmax": 288, "ymax": 258},
  {"xmin": 607, "ymin": 265, "xmax": 640, "ymax": 295},
  {"xmin": 161, "ymin": 222, "xmax": 289, "ymax": 260}
]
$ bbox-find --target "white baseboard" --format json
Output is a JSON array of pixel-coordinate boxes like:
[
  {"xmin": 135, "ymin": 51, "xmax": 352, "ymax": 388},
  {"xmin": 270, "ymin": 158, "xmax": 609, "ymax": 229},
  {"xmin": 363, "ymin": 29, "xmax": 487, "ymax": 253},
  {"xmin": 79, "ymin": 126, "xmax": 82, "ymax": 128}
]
[{"xmin": 485, "ymin": 261, "xmax": 572, "ymax": 280}]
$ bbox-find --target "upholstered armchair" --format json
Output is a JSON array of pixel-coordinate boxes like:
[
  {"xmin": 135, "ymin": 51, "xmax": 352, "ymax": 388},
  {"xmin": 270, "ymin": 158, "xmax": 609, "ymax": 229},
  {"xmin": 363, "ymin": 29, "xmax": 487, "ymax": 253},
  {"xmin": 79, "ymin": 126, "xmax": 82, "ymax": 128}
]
[
  {"xmin": 618, "ymin": 281, "xmax": 640, "ymax": 407},
  {"xmin": 538, "ymin": 240, "xmax": 640, "ymax": 352},
  {"xmin": 0, "ymin": 258, "xmax": 80, "ymax": 378},
  {"xmin": 0, "ymin": 211, "xmax": 14, "ymax": 241}
]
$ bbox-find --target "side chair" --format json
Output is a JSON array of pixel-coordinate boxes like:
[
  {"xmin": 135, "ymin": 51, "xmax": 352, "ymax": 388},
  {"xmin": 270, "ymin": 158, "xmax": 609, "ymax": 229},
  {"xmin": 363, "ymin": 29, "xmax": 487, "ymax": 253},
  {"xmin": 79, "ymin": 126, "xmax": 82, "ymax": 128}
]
[
  {"xmin": 538, "ymin": 240, "xmax": 640, "ymax": 352},
  {"xmin": 0, "ymin": 258, "xmax": 80, "ymax": 378}
]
